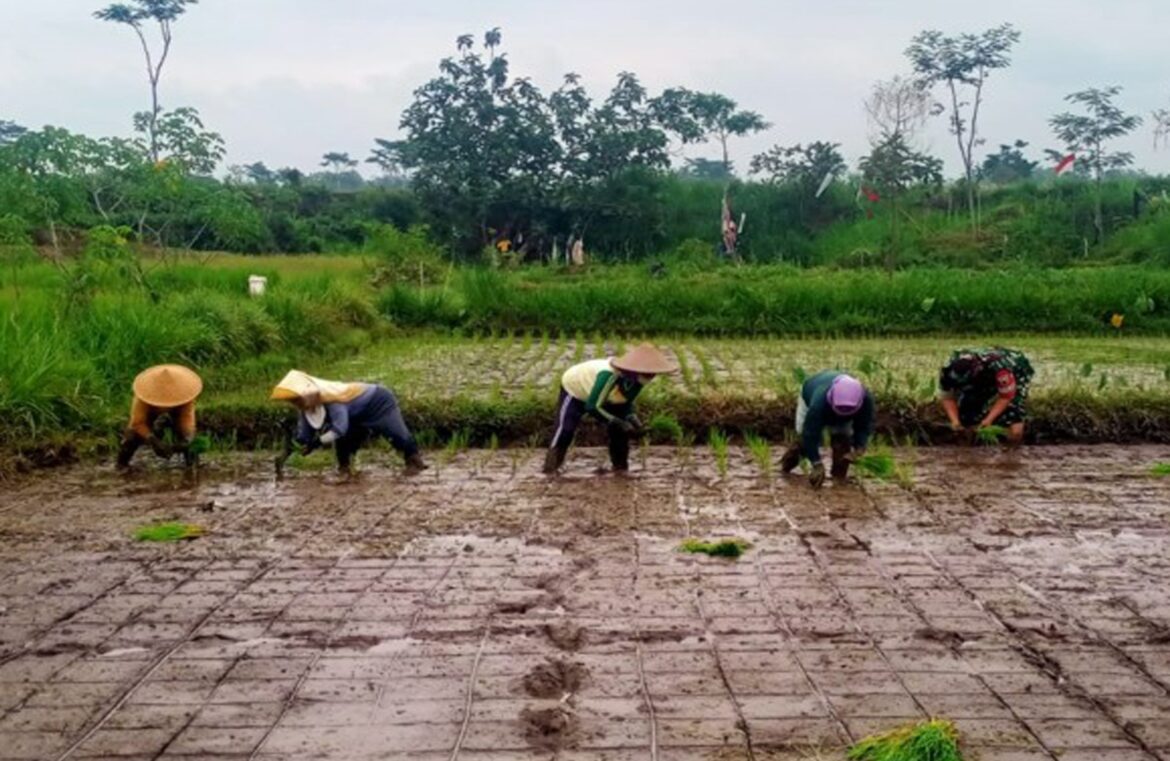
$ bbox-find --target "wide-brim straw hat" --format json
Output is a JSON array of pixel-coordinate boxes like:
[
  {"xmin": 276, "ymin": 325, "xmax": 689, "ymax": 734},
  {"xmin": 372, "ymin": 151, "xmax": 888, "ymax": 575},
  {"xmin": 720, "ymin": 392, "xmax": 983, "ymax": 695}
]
[
  {"xmin": 133, "ymin": 364, "xmax": 203, "ymax": 408},
  {"xmin": 611, "ymin": 343, "xmax": 679, "ymax": 375}
]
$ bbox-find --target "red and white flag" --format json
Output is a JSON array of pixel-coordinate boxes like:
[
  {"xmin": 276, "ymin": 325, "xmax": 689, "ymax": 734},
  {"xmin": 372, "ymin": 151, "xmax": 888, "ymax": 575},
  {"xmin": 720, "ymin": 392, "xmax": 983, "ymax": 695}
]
[{"xmin": 1054, "ymin": 154, "xmax": 1076, "ymax": 175}]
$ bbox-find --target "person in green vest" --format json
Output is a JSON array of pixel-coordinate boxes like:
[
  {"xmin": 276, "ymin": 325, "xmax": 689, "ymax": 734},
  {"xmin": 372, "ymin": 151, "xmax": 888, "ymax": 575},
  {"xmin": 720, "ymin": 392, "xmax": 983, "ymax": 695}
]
[{"xmin": 543, "ymin": 344, "xmax": 679, "ymax": 474}]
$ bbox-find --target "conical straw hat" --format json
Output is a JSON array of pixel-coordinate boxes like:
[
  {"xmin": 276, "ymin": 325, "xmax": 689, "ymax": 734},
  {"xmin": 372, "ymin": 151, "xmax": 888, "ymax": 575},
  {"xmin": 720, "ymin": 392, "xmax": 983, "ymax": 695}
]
[
  {"xmin": 133, "ymin": 365, "xmax": 203, "ymax": 408},
  {"xmin": 611, "ymin": 343, "xmax": 679, "ymax": 375}
]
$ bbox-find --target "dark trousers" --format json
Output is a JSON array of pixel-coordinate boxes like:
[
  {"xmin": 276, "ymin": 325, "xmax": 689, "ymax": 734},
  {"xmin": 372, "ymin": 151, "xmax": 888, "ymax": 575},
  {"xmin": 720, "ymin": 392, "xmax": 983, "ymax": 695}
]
[
  {"xmin": 117, "ymin": 415, "xmax": 191, "ymax": 467},
  {"xmin": 549, "ymin": 389, "xmax": 630, "ymax": 468},
  {"xmin": 336, "ymin": 388, "xmax": 419, "ymax": 468}
]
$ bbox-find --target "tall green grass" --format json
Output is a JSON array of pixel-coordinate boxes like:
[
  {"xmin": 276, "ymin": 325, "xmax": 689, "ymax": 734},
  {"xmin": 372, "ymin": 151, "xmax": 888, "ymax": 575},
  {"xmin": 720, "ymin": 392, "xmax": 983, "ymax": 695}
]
[
  {"xmin": 380, "ymin": 264, "xmax": 1170, "ymax": 336},
  {"xmin": 0, "ymin": 252, "xmax": 382, "ymax": 446}
]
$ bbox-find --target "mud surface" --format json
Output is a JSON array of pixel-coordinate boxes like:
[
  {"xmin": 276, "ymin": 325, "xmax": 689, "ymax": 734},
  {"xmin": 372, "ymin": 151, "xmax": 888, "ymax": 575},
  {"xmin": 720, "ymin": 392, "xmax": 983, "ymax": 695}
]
[{"xmin": 1, "ymin": 446, "xmax": 1170, "ymax": 760}]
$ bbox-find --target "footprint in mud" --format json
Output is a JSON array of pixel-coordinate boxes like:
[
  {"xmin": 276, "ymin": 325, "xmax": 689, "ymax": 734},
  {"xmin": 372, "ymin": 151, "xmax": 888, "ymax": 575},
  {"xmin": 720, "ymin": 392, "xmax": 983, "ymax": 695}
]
[
  {"xmin": 521, "ymin": 705, "xmax": 578, "ymax": 751},
  {"xmin": 522, "ymin": 657, "xmax": 588, "ymax": 699},
  {"xmin": 543, "ymin": 622, "xmax": 585, "ymax": 651}
]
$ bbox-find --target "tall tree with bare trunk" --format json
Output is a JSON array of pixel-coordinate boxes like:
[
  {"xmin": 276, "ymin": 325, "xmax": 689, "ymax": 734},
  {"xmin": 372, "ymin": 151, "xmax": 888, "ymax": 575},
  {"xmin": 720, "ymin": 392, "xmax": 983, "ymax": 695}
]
[
  {"xmin": 906, "ymin": 23, "xmax": 1020, "ymax": 231},
  {"xmin": 94, "ymin": 0, "xmax": 199, "ymax": 164}
]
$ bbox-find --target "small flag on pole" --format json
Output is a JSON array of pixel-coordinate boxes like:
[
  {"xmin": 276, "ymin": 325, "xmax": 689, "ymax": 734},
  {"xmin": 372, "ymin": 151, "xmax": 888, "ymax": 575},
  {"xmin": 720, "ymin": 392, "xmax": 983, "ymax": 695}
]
[
  {"xmin": 815, "ymin": 171, "xmax": 834, "ymax": 199},
  {"xmin": 1054, "ymin": 154, "xmax": 1076, "ymax": 175}
]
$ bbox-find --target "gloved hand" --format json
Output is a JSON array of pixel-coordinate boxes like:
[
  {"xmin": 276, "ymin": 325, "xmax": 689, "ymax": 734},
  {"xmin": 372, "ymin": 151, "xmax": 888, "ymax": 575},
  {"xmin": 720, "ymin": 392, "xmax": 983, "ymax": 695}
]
[
  {"xmin": 618, "ymin": 417, "xmax": 641, "ymax": 435},
  {"xmin": 319, "ymin": 430, "xmax": 340, "ymax": 446},
  {"xmin": 809, "ymin": 462, "xmax": 826, "ymax": 489}
]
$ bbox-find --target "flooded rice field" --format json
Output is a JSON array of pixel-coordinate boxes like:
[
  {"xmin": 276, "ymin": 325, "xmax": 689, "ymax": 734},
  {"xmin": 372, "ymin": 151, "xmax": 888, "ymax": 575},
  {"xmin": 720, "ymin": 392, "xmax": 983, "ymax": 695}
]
[{"xmin": 2, "ymin": 446, "xmax": 1170, "ymax": 760}]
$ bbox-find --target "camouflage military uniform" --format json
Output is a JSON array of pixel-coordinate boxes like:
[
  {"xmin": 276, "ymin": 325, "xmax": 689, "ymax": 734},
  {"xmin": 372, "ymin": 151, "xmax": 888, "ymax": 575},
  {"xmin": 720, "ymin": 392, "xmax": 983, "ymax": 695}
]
[{"xmin": 939, "ymin": 348, "xmax": 1034, "ymax": 427}]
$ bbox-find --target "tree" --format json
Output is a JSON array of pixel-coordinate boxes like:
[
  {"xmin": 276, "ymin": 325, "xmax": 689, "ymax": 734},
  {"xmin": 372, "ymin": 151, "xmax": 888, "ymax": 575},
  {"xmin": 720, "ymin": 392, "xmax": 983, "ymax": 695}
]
[
  {"xmin": 383, "ymin": 29, "xmax": 698, "ymax": 256},
  {"xmin": 678, "ymin": 158, "xmax": 733, "ymax": 181},
  {"xmin": 860, "ymin": 133, "xmax": 943, "ymax": 267},
  {"xmin": 750, "ymin": 142, "xmax": 846, "ymax": 189},
  {"xmin": 980, "ymin": 140, "xmax": 1037, "ymax": 184},
  {"xmin": 1050, "ymin": 86, "xmax": 1142, "ymax": 241},
  {"xmin": 321, "ymin": 152, "xmax": 359, "ymax": 172},
  {"xmin": 0, "ymin": 120, "xmax": 27, "ymax": 147},
  {"xmin": 864, "ymin": 76, "xmax": 932, "ymax": 143},
  {"xmin": 906, "ymin": 23, "xmax": 1021, "ymax": 229},
  {"xmin": 658, "ymin": 89, "xmax": 770, "ymax": 174},
  {"xmin": 94, "ymin": 0, "xmax": 199, "ymax": 163},
  {"xmin": 139, "ymin": 107, "xmax": 224, "ymax": 174}
]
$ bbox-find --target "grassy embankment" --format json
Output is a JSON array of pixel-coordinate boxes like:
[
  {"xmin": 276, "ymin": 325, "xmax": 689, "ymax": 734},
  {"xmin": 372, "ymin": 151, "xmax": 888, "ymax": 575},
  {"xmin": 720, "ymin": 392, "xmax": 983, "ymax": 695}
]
[{"xmin": 5, "ymin": 248, "xmax": 1170, "ymax": 468}]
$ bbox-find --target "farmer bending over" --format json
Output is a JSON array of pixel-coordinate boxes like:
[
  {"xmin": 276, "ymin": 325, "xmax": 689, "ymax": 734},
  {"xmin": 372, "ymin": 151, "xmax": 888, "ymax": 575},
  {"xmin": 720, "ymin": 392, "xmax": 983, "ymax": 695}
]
[
  {"xmin": 939, "ymin": 348, "xmax": 1034, "ymax": 445},
  {"xmin": 780, "ymin": 372, "xmax": 875, "ymax": 488},
  {"xmin": 544, "ymin": 344, "xmax": 679, "ymax": 474},
  {"xmin": 271, "ymin": 371, "xmax": 428, "ymax": 475},
  {"xmin": 117, "ymin": 364, "xmax": 203, "ymax": 469}
]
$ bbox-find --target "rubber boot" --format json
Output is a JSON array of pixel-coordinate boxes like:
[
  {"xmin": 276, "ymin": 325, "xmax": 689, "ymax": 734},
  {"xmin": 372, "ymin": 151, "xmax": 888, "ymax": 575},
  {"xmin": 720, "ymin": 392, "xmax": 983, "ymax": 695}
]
[
  {"xmin": 830, "ymin": 434, "xmax": 851, "ymax": 480},
  {"xmin": 404, "ymin": 452, "xmax": 429, "ymax": 475},
  {"xmin": 779, "ymin": 444, "xmax": 802, "ymax": 474},
  {"xmin": 608, "ymin": 427, "xmax": 630, "ymax": 472},
  {"xmin": 542, "ymin": 445, "xmax": 568, "ymax": 474}
]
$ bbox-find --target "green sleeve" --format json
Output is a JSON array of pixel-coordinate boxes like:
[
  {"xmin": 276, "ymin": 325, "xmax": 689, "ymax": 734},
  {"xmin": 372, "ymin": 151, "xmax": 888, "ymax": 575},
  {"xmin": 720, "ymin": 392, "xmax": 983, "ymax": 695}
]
[{"xmin": 585, "ymin": 371, "xmax": 620, "ymax": 422}]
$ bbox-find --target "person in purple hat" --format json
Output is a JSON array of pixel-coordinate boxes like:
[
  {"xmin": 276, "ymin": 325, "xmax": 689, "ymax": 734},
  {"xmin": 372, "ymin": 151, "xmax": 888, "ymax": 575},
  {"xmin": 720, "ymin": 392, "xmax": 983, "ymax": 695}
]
[{"xmin": 780, "ymin": 371, "xmax": 875, "ymax": 488}]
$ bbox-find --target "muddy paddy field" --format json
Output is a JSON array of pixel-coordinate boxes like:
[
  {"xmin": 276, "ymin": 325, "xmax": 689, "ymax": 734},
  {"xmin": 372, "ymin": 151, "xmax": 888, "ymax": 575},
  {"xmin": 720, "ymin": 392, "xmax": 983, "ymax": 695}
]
[{"xmin": 2, "ymin": 446, "xmax": 1170, "ymax": 760}]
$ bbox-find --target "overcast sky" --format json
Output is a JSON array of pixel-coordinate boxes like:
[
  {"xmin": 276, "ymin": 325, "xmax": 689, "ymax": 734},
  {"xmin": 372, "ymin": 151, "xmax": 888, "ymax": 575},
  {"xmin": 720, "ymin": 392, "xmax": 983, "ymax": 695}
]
[{"xmin": 2, "ymin": 0, "xmax": 1168, "ymax": 177}]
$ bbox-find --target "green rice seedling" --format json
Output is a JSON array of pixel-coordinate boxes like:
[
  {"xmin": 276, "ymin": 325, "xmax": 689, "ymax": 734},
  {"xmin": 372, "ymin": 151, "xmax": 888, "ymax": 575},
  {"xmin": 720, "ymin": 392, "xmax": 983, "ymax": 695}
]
[
  {"xmin": 1080, "ymin": 361, "xmax": 1094, "ymax": 378},
  {"xmin": 679, "ymin": 538, "xmax": 751, "ymax": 559},
  {"xmin": 134, "ymin": 522, "xmax": 205, "ymax": 543},
  {"xmin": 693, "ymin": 345, "xmax": 719, "ymax": 389},
  {"xmin": 854, "ymin": 453, "xmax": 897, "ymax": 480},
  {"xmin": 857, "ymin": 355, "xmax": 884, "ymax": 377},
  {"xmin": 976, "ymin": 425, "xmax": 1009, "ymax": 445},
  {"xmin": 791, "ymin": 365, "xmax": 808, "ymax": 386},
  {"xmin": 647, "ymin": 413, "xmax": 685, "ymax": 445},
  {"xmin": 639, "ymin": 435, "xmax": 650, "ymax": 471},
  {"xmin": 847, "ymin": 718, "xmax": 963, "ymax": 761},
  {"xmin": 744, "ymin": 432, "xmax": 773, "ymax": 480},
  {"xmin": 187, "ymin": 434, "xmax": 212, "ymax": 455},
  {"xmin": 1150, "ymin": 463, "xmax": 1170, "ymax": 477},
  {"xmin": 708, "ymin": 428, "xmax": 729, "ymax": 478},
  {"xmin": 676, "ymin": 429, "xmax": 696, "ymax": 469},
  {"xmin": 1098, "ymin": 372, "xmax": 1110, "ymax": 391},
  {"xmin": 676, "ymin": 347, "xmax": 697, "ymax": 393}
]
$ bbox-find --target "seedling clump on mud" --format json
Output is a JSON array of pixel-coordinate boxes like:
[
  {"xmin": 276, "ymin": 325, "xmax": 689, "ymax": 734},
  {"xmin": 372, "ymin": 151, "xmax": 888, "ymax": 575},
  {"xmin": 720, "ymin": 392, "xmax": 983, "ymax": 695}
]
[
  {"xmin": 134, "ymin": 522, "xmax": 205, "ymax": 543},
  {"xmin": 854, "ymin": 452, "xmax": 897, "ymax": 480},
  {"xmin": 848, "ymin": 718, "xmax": 963, "ymax": 761},
  {"xmin": 1150, "ymin": 463, "xmax": 1170, "ymax": 477},
  {"xmin": 679, "ymin": 538, "xmax": 751, "ymax": 559},
  {"xmin": 976, "ymin": 425, "xmax": 1009, "ymax": 445}
]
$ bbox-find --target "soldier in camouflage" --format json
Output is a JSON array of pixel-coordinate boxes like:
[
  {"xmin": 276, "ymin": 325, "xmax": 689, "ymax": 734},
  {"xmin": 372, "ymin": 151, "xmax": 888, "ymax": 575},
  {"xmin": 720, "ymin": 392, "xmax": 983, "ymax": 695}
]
[{"xmin": 939, "ymin": 347, "xmax": 1034, "ymax": 445}]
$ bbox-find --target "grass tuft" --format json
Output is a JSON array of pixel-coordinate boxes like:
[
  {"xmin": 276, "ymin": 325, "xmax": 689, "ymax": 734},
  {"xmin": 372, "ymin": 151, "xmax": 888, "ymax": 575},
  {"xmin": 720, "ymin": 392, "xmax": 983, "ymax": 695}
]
[
  {"xmin": 679, "ymin": 538, "xmax": 750, "ymax": 559},
  {"xmin": 847, "ymin": 718, "xmax": 963, "ymax": 761},
  {"xmin": 134, "ymin": 522, "xmax": 206, "ymax": 543},
  {"xmin": 1150, "ymin": 463, "xmax": 1170, "ymax": 477}
]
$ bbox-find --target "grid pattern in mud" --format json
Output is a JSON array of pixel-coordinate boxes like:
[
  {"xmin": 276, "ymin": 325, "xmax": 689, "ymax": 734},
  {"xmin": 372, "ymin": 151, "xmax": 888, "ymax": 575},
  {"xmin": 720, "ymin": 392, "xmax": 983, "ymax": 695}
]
[{"xmin": 1, "ymin": 446, "xmax": 1170, "ymax": 759}]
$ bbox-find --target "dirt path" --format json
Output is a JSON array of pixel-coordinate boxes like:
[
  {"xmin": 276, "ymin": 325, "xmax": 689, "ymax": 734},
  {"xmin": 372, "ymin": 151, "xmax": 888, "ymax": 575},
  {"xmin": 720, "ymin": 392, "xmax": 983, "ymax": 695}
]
[{"xmin": 1, "ymin": 446, "xmax": 1169, "ymax": 759}]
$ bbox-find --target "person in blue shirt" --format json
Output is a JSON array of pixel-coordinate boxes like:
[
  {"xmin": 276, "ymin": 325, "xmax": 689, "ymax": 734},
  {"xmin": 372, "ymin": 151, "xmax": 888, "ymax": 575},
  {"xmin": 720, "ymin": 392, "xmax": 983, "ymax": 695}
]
[{"xmin": 780, "ymin": 372, "xmax": 875, "ymax": 488}]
